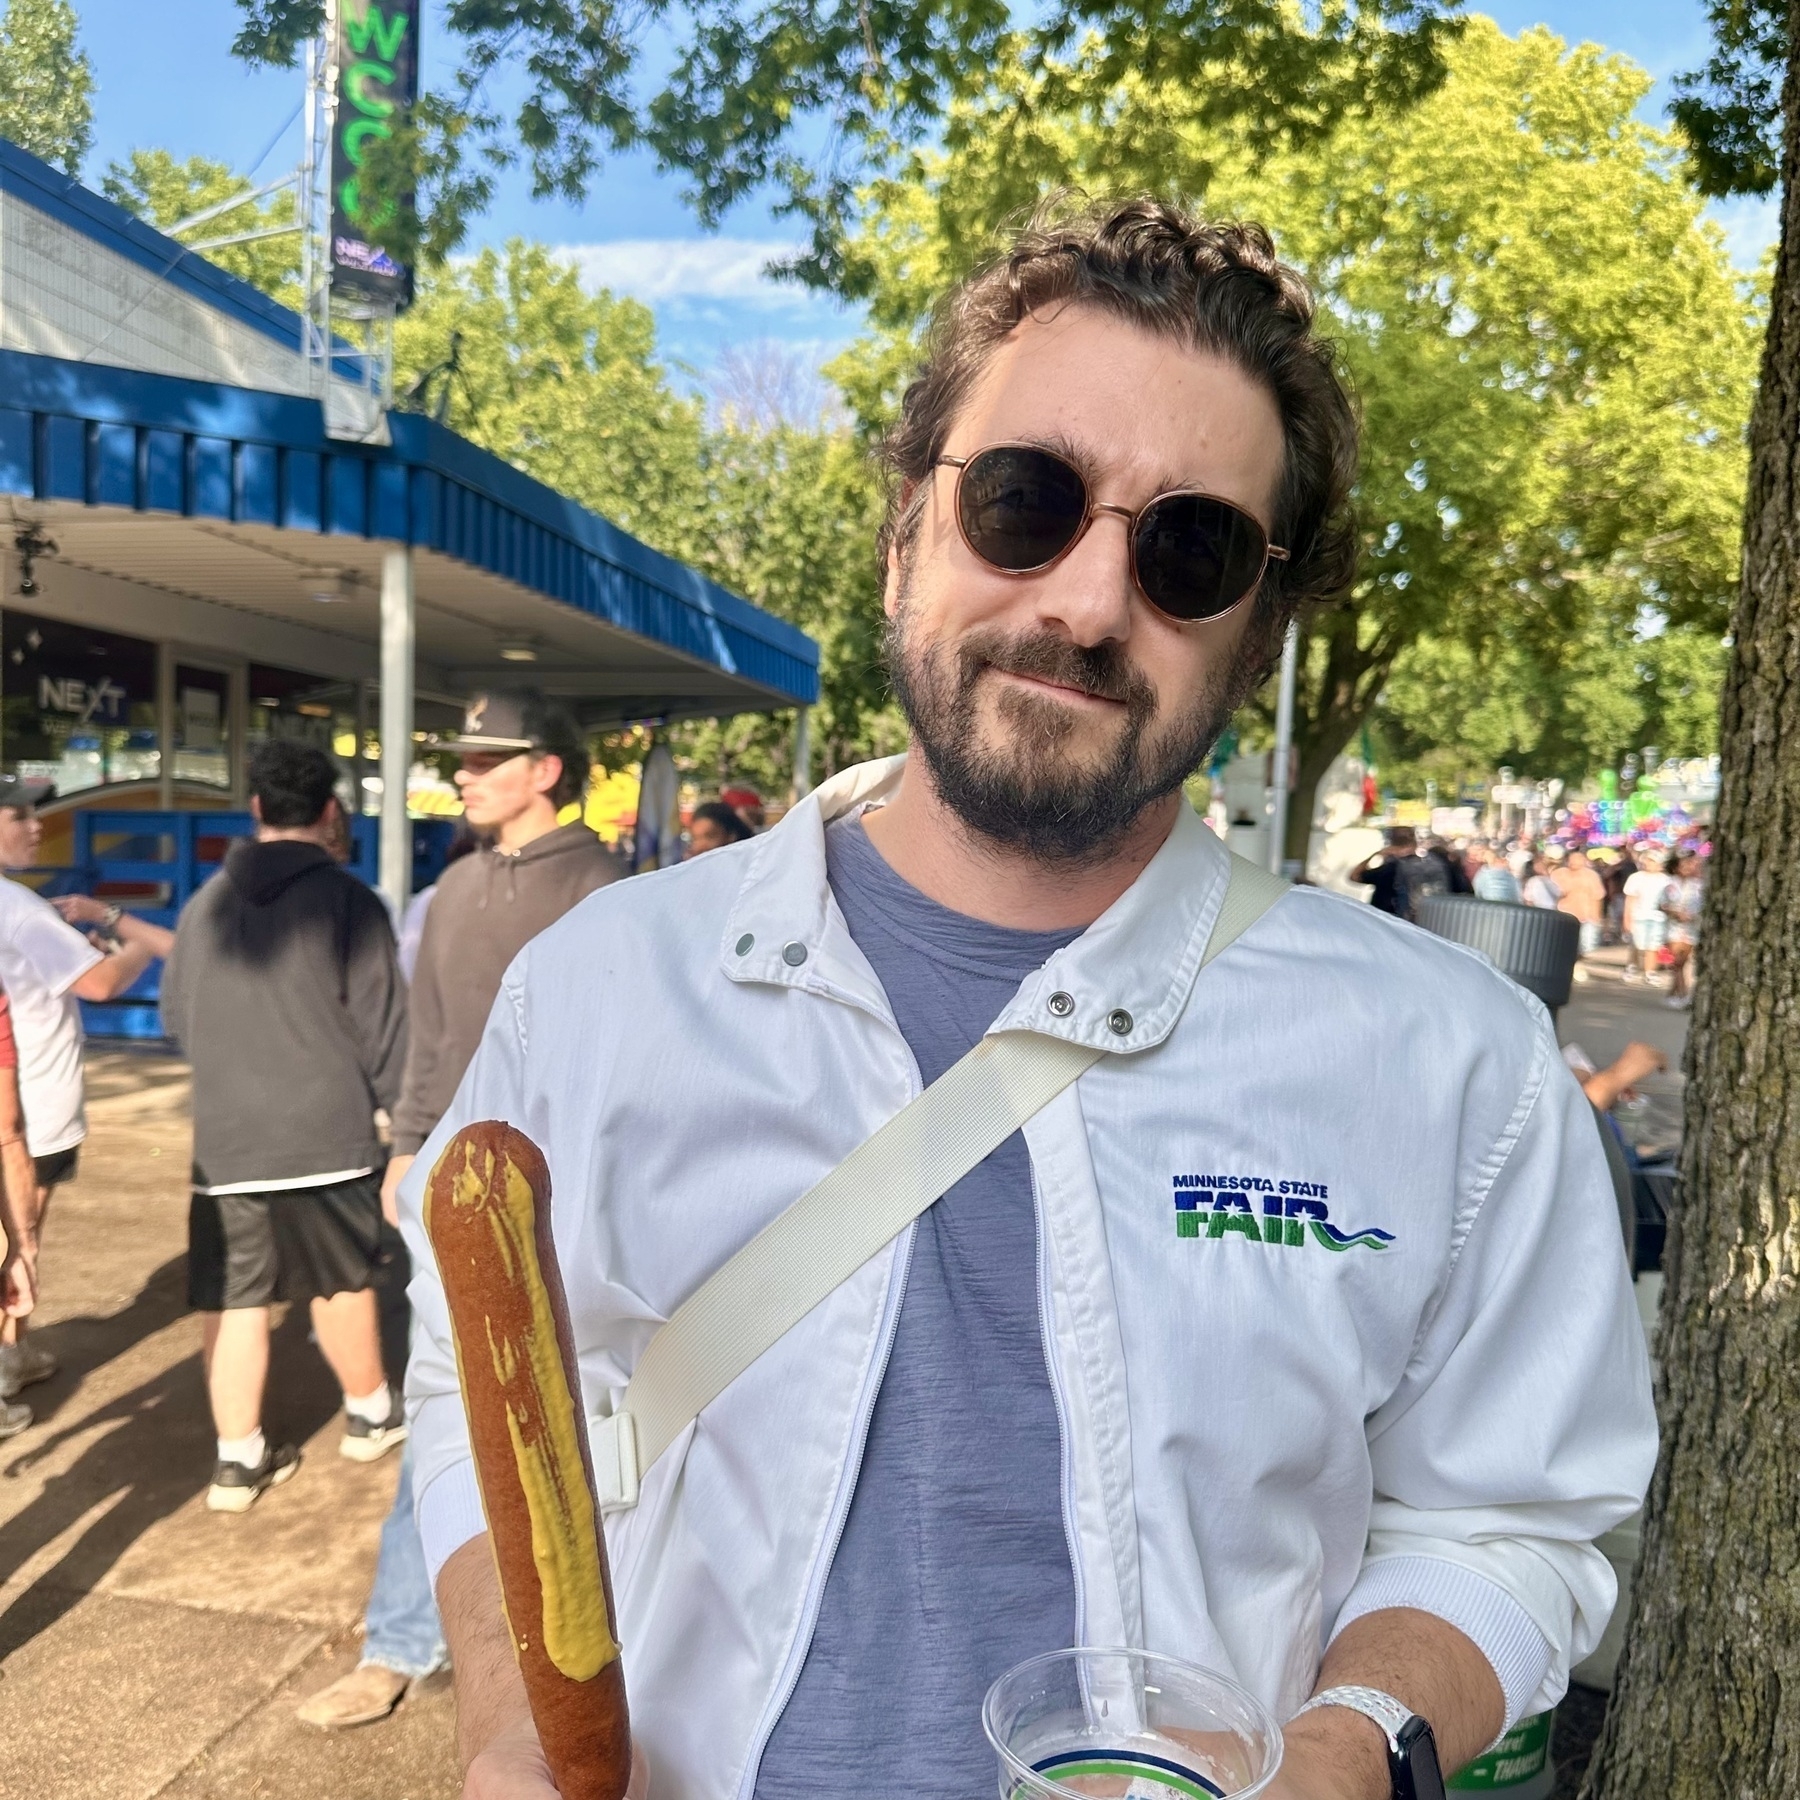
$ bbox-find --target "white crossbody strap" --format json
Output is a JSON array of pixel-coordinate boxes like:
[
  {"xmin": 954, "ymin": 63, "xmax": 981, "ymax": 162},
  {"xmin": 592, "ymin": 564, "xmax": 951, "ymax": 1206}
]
[{"xmin": 591, "ymin": 851, "xmax": 1288, "ymax": 1510}]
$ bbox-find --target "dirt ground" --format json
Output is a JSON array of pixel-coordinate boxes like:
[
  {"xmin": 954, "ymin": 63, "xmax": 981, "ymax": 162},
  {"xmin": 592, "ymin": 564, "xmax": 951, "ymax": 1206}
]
[{"xmin": 0, "ymin": 1050, "xmax": 459, "ymax": 1800}]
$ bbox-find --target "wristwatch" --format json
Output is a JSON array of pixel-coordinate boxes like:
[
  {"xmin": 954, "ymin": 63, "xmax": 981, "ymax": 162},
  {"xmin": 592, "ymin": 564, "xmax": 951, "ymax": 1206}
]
[
  {"xmin": 100, "ymin": 902, "xmax": 123, "ymax": 931},
  {"xmin": 1294, "ymin": 1686, "xmax": 1446, "ymax": 1800}
]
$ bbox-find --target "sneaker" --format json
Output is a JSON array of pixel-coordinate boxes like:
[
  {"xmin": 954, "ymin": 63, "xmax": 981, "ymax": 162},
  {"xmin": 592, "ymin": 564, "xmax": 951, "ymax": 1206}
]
[
  {"xmin": 207, "ymin": 1442, "xmax": 301, "ymax": 1513},
  {"xmin": 0, "ymin": 1397, "xmax": 30, "ymax": 1439},
  {"xmin": 296, "ymin": 1663, "xmax": 412, "ymax": 1730},
  {"xmin": 1622, "ymin": 966, "xmax": 1643, "ymax": 984},
  {"xmin": 0, "ymin": 1338, "xmax": 57, "ymax": 1399},
  {"xmin": 340, "ymin": 1393, "xmax": 408, "ymax": 1464},
  {"xmin": 1667, "ymin": 993, "xmax": 1692, "ymax": 1009}
]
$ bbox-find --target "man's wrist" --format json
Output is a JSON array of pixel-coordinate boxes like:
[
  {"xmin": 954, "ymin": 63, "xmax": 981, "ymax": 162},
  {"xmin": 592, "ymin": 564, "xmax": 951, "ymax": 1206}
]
[{"xmin": 1281, "ymin": 1706, "xmax": 1393, "ymax": 1800}]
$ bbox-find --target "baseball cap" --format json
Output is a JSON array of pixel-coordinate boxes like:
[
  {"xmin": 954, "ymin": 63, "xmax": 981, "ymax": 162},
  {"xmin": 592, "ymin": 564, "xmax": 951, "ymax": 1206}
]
[
  {"xmin": 0, "ymin": 773, "xmax": 52, "ymax": 811},
  {"xmin": 438, "ymin": 693, "xmax": 583, "ymax": 759}
]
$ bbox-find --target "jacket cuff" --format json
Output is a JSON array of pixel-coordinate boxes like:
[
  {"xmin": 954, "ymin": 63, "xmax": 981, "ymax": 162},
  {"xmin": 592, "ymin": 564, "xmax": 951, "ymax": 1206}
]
[
  {"xmin": 1330, "ymin": 1554, "xmax": 1552, "ymax": 1733},
  {"xmin": 390, "ymin": 1130, "xmax": 427, "ymax": 1158},
  {"xmin": 416, "ymin": 1459, "xmax": 487, "ymax": 1592}
]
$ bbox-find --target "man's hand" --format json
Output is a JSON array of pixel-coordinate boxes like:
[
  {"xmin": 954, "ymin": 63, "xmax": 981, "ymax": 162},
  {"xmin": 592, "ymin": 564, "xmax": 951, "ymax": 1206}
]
[
  {"xmin": 1580, "ymin": 1040, "xmax": 1670, "ymax": 1113},
  {"xmin": 464, "ymin": 1718, "xmax": 648, "ymax": 1800},
  {"xmin": 52, "ymin": 894, "xmax": 111, "ymax": 927},
  {"xmin": 382, "ymin": 1153, "xmax": 416, "ymax": 1228},
  {"xmin": 442, "ymin": 1535, "xmax": 647, "ymax": 1799}
]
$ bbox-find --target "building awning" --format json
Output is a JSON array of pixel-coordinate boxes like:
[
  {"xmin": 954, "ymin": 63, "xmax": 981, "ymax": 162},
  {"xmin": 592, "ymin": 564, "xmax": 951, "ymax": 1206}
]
[{"xmin": 0, "ymin": 348, "xmax": 819, "ymax": 725}]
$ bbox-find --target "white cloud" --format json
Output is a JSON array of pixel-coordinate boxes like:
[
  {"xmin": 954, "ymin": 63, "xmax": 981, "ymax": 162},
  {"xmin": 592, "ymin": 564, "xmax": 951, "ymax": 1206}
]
[{"xmin": 566, "ymin": 238, "xmax": 817, "ymax": 309}]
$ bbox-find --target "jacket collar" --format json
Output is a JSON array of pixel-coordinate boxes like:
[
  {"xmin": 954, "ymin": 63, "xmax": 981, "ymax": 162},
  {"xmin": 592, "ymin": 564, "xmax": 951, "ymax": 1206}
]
[{"xmin": 719, "ymin": 756, "xmax": 1234, "ymax": 1053}]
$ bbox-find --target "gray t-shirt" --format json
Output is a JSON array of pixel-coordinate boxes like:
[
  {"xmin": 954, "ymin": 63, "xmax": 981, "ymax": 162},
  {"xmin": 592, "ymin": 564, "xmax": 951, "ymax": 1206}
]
[{"xmin": 754, "ymin": 816, "xmax": 1081, "ymax": 1798}]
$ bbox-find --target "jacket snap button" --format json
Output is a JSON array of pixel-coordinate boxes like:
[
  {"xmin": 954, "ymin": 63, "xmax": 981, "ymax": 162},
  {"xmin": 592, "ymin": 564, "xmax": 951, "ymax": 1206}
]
[
  {"xmin": 782, "ymin": 941, "xmax": 808, "ymax": 967},
  {"xmin": 1047, "ymin": 991, "xmax": 1075, "ymax": 1018},
  {"xmin": 735, "ymin": 933, "xmax": 755, "ymax": 956},
  {"xmin": 1107, "ymin": 1008, "xmax": 1134, "ymax": 1036}
]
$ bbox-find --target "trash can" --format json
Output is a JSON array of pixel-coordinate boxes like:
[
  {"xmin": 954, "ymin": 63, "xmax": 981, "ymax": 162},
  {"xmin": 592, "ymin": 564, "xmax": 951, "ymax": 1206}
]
[{"xmin": 1415, "ymin": 896, "xmax": 1582, "ymax": 1012}]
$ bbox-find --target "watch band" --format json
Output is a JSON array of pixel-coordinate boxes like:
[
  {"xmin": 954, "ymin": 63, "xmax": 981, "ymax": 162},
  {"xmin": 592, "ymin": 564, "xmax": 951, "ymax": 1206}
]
[
  {"xmin": 1295, "ymin": 1686, "xmax": 1446, "ymax": 1800},
  {"xmin": 100, "ymin": 902, "xmax": 123, "ymax": 930},
  {"xmin": 1296, "ymin": 1684, "xmax": 1413, "ymax": 1753}
]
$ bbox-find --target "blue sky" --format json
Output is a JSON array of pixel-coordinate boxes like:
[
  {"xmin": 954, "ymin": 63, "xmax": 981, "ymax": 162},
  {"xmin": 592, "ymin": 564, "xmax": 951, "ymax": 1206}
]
[{"xmin": 68, "ymin": 0, "xmax": 1780, "ymax": 381}]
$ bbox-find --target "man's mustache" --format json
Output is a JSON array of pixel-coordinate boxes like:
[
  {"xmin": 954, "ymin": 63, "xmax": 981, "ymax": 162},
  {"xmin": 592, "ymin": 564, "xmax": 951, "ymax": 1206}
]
[{"xmin": 957, "ymin": 629, "xmax": 1154, "ymax": 714}]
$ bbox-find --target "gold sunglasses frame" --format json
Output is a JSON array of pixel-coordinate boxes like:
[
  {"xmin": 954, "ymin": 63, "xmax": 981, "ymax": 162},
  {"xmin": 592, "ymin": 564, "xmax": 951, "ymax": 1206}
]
[{"xmin": 935, "ymin": 444, "xmax": 1289, "ymax": 624}]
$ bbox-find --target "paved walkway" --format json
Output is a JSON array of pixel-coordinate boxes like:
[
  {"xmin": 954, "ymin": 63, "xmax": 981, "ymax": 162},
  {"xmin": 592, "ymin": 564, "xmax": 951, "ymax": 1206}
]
[
  {"xmin": 0, "ymin": 955, "xmax": 1687, "ymax": 1798},
  {"xmin": 0, "ymin": 1051, "xmax": 458, "ymax": 1798}
]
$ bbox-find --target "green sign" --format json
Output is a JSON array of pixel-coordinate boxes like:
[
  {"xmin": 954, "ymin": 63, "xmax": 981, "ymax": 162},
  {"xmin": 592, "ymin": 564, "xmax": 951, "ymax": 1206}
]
[
  {"xmin": 1448, "ymin": 1713, "xmax": 1552, "ymax": 1791},
  {"xmin": 328, "ymin": 0, "xmax": 419, "ymax": 307}
]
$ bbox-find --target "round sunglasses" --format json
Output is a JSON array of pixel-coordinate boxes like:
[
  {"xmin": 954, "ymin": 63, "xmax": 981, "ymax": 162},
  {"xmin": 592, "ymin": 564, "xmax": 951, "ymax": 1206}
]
[{"xmin": 935, "ymin": 443, "xmax": 1288, "ymax": 624}]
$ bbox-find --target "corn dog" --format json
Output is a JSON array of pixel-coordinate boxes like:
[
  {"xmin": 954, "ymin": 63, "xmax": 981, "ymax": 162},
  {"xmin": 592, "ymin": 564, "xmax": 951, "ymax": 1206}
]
[{"xmin": 425, "ymin": 1121, "xmax": 631, "ymax": 1800}]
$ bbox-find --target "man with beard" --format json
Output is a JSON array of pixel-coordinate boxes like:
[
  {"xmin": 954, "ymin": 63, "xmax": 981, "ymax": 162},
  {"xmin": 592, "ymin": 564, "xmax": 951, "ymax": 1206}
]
[{"xmin": 402, "ymin": 201, "xmax": 1654, "ymax": 1800}]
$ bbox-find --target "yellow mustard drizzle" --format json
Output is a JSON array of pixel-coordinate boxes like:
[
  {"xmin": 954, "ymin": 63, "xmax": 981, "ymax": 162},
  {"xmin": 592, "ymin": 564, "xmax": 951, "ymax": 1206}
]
[{"xmin": 447, "ymin": 1144, "xmax": 618, "ymax": 1680}]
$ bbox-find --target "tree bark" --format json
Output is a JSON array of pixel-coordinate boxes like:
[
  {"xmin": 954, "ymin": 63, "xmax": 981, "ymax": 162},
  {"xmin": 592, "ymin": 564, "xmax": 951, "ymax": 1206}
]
[{"xmin": 1582, "ymin": 12, "xmax": 1800, "ymax": 1797}]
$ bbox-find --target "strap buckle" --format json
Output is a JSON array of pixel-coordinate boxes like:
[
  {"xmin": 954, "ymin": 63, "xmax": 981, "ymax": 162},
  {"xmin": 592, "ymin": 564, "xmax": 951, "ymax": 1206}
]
[{"xmin": 590, "ymin": 1410, "xmax": 640, "ymax": 1513}]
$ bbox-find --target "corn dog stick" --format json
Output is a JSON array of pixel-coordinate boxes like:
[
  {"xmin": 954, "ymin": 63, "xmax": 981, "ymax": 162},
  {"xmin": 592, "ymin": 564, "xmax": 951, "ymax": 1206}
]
[{"xmin": 426, "ymin": 1121, "xmax": 632, "ymax": 1800}]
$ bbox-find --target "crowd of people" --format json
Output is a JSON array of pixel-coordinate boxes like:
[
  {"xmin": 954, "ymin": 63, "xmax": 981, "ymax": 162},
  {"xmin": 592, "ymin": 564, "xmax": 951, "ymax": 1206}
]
[{"xmin": 1350, "ymin": 823, "xmax": 1709, "ymax": 1005}]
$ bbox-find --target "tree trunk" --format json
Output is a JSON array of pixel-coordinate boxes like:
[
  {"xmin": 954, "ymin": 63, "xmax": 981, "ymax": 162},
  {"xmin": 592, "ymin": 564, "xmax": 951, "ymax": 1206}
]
[
  {"xmin": 1582, "ymin": 17, "xmax": 1800, "ymax": 1798},
  {"xmin": 1279, "ymin": 605, "xmax": 1405, "ymax": 868}
]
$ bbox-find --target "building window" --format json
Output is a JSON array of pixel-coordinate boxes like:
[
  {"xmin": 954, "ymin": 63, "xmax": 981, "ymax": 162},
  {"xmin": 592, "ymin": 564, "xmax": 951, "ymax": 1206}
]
[
  {"xmin": 247, "ymin": 666, "xmax": 360, "ymax": 776},
  {"xmin": 173, "ymin": 664, "xmax": 232, "ymax": 789},
  {"xmin": 1, "ymin": 609, "xmax": 159, "ymax": 797}
]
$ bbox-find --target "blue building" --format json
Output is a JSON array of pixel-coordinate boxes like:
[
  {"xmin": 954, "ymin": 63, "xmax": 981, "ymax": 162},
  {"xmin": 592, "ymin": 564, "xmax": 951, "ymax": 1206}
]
[{"xmin": 0, "ymin": 135, "xmax": 818, "ymax": 964}]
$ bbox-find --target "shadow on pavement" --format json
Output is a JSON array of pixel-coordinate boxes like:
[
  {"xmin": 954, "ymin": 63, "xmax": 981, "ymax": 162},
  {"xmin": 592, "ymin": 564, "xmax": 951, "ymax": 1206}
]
[{"xmin": 0, "ymin": 1234, "xmax": 413, "ymax": 1667}]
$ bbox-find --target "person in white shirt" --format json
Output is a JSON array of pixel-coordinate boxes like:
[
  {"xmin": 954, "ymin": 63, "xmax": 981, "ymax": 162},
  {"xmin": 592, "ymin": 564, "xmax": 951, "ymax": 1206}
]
[
  {"xmin": 0, "ymin": 777, "xmax": 167, "ymax": 1399},
  {"xmin": 1621, "ymin": 855, "xmax": 1676, "ymax": 984},
  {"xmin": 402, "ymin": 200, "xmax": 1655, "ymax": 1800}
]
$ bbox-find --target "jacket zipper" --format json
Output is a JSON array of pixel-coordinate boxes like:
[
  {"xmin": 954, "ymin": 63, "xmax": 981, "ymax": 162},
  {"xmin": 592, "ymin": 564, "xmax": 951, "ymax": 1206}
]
[
  {"xmin": 732, "ymin": 1217, "xmax": 916, "ymax": 1800},
  {"xmin": 1034, "ymin": 1164, "xmax": 1089, "ymax": 1648}
]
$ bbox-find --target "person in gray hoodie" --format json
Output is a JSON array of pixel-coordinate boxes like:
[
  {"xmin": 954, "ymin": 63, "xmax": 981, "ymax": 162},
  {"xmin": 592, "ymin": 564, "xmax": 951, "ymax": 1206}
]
[
  {"xmin": 297, "ymin": 692, "xmax": 619, "ymax": 1733},
  {"xmin": 162, "ymin": 740, "xmax": 408, "ymax": 1514}
]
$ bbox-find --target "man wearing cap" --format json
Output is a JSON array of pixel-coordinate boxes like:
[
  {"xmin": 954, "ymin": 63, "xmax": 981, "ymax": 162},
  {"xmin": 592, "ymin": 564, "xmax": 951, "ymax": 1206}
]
[{"xmin": 297, "ymin": 693, "xmax": 619, "ymax": 1731}]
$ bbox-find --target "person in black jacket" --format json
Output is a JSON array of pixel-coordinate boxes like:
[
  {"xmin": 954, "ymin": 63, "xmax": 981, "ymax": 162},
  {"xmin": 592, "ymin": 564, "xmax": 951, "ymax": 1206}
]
[{"xmin": 162, "ymin": 741, "xmax": 408, "ymax": 1513}]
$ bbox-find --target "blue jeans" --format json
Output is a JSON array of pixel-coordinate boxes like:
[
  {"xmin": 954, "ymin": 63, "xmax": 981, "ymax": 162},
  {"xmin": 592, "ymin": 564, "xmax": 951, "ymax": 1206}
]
[{"xmin": 362, "ymin": 1443, "xmax": 448, "ymax": 1678}]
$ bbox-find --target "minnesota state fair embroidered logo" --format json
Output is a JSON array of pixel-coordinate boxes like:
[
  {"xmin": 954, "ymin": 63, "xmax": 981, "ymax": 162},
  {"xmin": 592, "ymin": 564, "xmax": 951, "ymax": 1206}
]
[{"xmin": 1172, "ymin": 1175, "xmax": 1395, "ymax": 1251}]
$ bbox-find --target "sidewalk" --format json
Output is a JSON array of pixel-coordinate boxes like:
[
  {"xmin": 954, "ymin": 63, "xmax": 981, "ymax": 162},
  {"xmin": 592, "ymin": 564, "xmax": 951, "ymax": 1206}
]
[
  {"xmin": 1557, "ymin": 945, "xmax": 1689, "ymax": 1152},
  {"xmin": 0, "ymin": 1051, "xmax": 458, "ymax": 1798}
]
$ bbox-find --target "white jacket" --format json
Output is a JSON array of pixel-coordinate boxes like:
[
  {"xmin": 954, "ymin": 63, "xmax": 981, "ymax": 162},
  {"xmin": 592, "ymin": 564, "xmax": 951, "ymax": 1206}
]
[{"xmin": 401, "ymin": 757, "xmax": 1656, "ymax": 1800}]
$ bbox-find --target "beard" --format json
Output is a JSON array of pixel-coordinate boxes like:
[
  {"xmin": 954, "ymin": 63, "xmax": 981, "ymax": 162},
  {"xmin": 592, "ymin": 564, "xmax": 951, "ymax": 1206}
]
[{"xmin": 885, "ymin": 575, "xmax": 1284, "ymax": 866}]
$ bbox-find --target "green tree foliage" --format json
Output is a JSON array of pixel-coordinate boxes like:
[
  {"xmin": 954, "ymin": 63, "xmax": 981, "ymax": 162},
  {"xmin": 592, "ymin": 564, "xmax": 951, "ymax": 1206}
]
[
  {"xmin": 1671, "ymin": 0, "xmax": 1784, "ymax": 196},
  {"xmin": 101, "ymin": 150, "xmax": 302, "ymax": 305},
  {"xmin": 0, "ymin": 0, "xmax": 93, "ymax": 175},
  {"xmin": 229, "ymin": 0, "xmax": 1461, "ymax": 275},
  {"xmin": 393, "ymin": 244, "xmax": 895, "ymax": 793},
  {"xmin": 836, "ymin": 20, "xmax": 1759, "ymax": 847}
]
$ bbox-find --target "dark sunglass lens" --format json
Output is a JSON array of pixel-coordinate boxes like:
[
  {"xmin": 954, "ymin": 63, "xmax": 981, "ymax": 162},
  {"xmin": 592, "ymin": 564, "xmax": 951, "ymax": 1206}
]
[
  {"xmin": 1134, "ymin": 494, "xmax": 1268, "ymax": 621},
  {"xmin": 957, "ymin": 447, "xmax": 1089, "ymax": 572}
]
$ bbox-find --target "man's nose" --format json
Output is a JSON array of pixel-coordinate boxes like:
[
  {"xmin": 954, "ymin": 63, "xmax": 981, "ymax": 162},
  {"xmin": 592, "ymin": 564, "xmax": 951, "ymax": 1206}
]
[{"xmin": 1030, "ymin": 511, "xmax": 1137, "ymax": 647}]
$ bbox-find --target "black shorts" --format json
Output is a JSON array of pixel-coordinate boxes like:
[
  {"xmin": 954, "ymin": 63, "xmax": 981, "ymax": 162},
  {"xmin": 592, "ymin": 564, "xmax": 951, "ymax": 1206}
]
[
  {"xmin": 188, "ymin": 1174, "xmax": 384, "ymax": 1312},
  {"xmin": 32, "ymin": 1146, "xmax": 78, "ymax": 1191}
]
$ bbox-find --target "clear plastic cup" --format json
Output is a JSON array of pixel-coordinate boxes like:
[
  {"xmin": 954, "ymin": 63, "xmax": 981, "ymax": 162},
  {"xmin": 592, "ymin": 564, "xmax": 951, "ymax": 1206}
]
[{"xmin": 984, "ymin": 1647, "xmax": 1284, "ymax": 1800}]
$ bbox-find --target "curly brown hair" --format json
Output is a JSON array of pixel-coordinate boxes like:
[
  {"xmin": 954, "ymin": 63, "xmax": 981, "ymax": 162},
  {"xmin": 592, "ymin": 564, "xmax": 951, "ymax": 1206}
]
[{"xmin": 880, "ymin": 196, "xmax": 1360, "ymax": 635}]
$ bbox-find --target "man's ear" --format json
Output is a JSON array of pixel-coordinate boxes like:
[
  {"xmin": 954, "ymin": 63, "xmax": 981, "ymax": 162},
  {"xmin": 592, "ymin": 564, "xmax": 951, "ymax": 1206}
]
[
  {"xmin": 530, "ymin": 753, "xmax": 564, "ymax": 799},
  {"xmin": 249, "ymin": 795, "xmax": 264, "ymax": 825}
]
